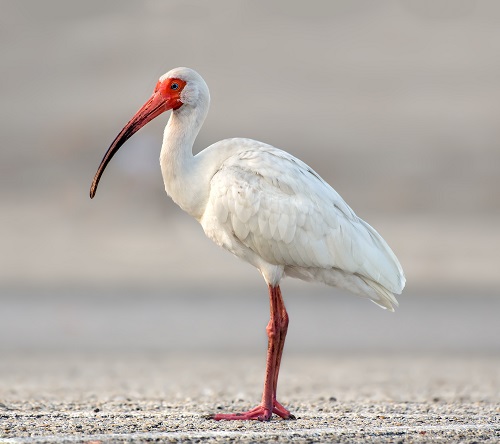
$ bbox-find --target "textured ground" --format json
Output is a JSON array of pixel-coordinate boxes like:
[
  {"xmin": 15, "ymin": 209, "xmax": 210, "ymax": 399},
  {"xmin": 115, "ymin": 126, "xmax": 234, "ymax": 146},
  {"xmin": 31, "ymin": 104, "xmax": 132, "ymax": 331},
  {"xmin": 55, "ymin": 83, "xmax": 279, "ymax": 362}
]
[
  {"xmin": 1, "ymin": 290, "xmax": 499, "ymax": 442},
  {"xmin": 1, "ymin": 352, "xmax": 499, "ymax": 443}
]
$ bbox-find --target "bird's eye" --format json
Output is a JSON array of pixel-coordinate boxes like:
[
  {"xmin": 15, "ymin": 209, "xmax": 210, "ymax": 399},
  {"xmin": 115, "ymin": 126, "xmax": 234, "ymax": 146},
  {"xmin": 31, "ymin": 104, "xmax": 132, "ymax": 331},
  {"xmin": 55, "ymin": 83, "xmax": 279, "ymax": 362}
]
[{"xmin": 171, "ymin": 83, "xmax": 179, "ymax": 90}]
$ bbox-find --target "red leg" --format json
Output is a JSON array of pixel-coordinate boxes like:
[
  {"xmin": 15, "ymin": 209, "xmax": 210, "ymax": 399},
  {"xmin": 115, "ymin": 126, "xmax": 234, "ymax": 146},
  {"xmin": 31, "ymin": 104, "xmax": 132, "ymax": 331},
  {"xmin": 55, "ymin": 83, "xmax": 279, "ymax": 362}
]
[
  {"xmin": 271, "ymin": 286, "xmax": 294, "ymax": 419},
  {"xmin": 211, "ymin": 285, "xmax": 294, "ymax": 421}
]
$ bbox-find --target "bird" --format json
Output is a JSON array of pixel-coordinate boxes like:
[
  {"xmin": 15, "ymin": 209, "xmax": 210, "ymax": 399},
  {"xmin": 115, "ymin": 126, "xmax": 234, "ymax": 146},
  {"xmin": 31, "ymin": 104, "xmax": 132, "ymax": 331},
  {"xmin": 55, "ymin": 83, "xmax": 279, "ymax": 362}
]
[{"xmin": 90, "ymin": 67, "xmax": 405, "ymax": 421}]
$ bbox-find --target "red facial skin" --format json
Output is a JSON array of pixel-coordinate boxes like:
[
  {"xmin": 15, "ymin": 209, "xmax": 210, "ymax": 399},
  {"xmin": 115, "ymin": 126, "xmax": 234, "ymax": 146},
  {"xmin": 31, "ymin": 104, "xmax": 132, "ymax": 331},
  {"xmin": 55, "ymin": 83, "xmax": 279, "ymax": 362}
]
[
  {"xmin": 154, "ymin": 78, "xmax": 187, "ymax": 111},
  {"xmin": 90, "ymin": 78, "xmax": 186, "ymax": 198}
]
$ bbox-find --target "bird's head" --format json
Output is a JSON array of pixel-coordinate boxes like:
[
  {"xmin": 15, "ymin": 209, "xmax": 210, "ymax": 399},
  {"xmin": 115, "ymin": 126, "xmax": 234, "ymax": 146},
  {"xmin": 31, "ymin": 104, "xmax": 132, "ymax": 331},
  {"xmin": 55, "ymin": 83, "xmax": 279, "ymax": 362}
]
[{"xmin": 89, "ymin": 67, "xmax": 208, "ymax": 199}]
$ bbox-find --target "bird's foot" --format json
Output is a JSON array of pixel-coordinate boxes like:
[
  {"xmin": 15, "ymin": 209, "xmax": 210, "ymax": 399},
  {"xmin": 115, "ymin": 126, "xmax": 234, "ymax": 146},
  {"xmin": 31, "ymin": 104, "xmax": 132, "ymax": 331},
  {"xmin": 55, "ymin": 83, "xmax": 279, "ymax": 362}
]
[
  {"xmin": 209, "ymin": 400, "xmax": 295, "ymax": 421},
  {"xmin": 273, "ymin": 399, "xmax": 296, "ymax": 420}
]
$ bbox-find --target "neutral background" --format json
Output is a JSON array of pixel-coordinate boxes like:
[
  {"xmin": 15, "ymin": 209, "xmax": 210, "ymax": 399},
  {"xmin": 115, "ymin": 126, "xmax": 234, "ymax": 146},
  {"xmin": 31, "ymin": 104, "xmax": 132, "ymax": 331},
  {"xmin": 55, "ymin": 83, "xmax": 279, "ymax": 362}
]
[{"xmin": 1, "ymin": 0, "xmax": 499, "ymax": 353}]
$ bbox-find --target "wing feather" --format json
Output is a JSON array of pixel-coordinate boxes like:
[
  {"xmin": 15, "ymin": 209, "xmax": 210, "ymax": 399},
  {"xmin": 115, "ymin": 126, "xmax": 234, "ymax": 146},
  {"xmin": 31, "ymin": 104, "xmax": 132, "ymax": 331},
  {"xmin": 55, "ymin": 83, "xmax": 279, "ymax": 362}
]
[{"xmin": 202, "ymin": 142, "xmax": 405, "ymax": 304}]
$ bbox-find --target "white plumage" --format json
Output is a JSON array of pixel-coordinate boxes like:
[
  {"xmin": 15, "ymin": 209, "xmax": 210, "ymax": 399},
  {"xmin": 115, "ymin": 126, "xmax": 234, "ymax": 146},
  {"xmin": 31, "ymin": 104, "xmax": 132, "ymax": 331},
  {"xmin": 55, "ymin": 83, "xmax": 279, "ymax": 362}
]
[
  {"xmin": 92, "ymin": 66, "xmax": 405, "ymax": 309},
  {"xmin": 201, "ymin": 139, "xmax": 405, "ymax": 310}
]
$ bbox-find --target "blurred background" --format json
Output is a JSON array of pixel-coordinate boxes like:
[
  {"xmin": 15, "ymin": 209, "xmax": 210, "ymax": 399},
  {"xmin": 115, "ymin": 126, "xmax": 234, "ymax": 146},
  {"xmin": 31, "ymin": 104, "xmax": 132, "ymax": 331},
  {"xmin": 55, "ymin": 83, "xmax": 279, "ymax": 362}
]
[{"xmin": 1, "ymin": 0, "xmax": 499, "ymax": 353}]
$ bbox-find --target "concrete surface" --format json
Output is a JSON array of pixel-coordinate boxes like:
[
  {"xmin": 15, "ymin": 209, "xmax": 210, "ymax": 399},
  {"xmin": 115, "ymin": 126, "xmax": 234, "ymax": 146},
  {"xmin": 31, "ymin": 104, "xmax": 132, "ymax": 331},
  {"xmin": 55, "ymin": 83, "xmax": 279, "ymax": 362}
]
[{"xmin": 1, "ymin": 352, "xmax": 499, "ymax": 443}]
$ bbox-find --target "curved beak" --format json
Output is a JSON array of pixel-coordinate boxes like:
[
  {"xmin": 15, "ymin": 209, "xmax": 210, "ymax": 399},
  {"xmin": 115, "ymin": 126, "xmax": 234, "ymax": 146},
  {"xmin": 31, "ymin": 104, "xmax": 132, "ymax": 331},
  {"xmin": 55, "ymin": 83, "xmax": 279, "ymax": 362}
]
[{"xmin": 90, "ymin": 91, "xmax": 172, "ymax": 199}]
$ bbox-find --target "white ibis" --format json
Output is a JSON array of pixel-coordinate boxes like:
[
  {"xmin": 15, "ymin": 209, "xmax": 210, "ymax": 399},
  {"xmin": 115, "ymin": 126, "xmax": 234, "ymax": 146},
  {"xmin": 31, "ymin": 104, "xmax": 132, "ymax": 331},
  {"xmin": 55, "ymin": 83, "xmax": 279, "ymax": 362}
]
[{"xmin": 90, "ymin": 67, "xmax": 405, "ymax": 421}]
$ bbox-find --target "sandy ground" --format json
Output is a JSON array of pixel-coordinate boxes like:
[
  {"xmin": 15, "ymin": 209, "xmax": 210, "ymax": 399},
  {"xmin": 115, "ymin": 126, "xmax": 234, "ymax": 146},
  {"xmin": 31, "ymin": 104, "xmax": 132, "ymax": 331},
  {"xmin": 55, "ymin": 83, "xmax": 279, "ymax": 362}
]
[
  {"xmin": 0, "ymin": 352, "xmax": 499, "ymax": 443},
  {"xmin": 1, "ymin": 290, "xmax": 499, "ymax": 443}
]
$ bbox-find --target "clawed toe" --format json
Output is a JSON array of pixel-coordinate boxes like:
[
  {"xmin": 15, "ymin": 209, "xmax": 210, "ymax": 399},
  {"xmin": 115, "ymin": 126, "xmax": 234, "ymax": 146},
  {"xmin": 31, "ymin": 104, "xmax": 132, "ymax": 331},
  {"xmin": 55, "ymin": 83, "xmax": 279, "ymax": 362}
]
[
  {"xmin": 211, "ymin": 408, "xmax": 271, "ymax": 421},
  {"xmin": 209, "ymin": 400, "xmax": 294, "ymax": 421}
]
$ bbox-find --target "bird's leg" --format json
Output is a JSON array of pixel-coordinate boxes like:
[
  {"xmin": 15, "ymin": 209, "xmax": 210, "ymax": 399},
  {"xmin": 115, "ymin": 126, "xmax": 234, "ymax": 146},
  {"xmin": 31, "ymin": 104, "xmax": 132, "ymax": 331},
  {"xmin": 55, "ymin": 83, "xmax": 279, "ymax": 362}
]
[
  {"xmin": 270, "ymin": 285, "xmax": 294, "ymax": 419},
  {"xmin": 210, "ymin": 285, "xmax": 294, "ymax": 421}
]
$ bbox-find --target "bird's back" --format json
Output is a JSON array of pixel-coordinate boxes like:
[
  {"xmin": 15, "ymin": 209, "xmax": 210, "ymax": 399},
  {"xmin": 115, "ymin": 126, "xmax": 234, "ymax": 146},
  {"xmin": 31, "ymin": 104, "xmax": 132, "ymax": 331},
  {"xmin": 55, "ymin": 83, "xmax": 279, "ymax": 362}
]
[{"xmin": 200, "ymin": 138, "xmax": 405, "ymax": 310}]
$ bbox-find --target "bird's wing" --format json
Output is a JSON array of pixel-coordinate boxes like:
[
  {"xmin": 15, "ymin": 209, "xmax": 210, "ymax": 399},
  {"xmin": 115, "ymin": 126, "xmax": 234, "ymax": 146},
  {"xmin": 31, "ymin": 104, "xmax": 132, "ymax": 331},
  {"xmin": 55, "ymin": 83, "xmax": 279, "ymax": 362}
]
[{"xmin": 206, "ymin": 142, "xmax": 405, "ymax": 295}]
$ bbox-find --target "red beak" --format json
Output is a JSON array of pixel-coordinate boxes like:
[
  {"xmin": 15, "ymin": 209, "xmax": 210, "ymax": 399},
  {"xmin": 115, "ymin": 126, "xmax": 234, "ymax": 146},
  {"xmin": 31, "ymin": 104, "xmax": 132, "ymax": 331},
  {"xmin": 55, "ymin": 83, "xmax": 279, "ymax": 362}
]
[{"xmin": 90, "ymin": 90, "xmax": 176, "ymax": 199}]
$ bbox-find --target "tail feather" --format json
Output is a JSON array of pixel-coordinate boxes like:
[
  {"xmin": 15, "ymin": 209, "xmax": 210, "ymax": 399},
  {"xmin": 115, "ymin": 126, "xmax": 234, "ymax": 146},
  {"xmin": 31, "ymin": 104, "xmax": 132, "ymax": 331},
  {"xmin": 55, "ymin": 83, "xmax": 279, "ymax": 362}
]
[
  {"xmin": 360, "ymin": 276, "xmax": 400, "ymax": 312},
  {"xmin": 285, "ymin": 265, "xmax": 401, "ymax": 311}
]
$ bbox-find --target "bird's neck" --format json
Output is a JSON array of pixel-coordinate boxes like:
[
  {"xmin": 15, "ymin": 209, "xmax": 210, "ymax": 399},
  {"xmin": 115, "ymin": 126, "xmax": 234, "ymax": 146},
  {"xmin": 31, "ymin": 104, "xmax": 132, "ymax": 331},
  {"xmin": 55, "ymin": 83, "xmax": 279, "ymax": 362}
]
[{"xmin": 160, "ymin": 103, "xmax": 209, "ymax": 219}]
